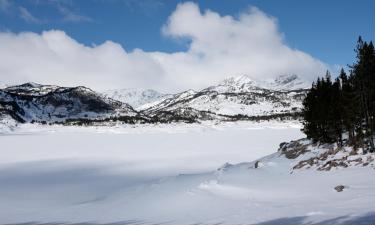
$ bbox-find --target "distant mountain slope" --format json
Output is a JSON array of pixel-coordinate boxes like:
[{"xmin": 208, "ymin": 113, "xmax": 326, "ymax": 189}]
[
  {"xmin": 204, "ymin": 74, "xmax": 309, "ymax": 93},
  {"xmin": 103, "ymin": 88, "xmax": 171, "ymax": 109},
  {"xmin": 267, "ymin": 74, "xmax": 309, "ymax": 90},
  {"xmin": 142, "ymin": 75, "xmax": 308, "ymax": 121},
  {"xmin": 0, "ymin": 83, "xmax": 140, "ymax": 123},
  {"xmin": 0, "ymin": 75, "xmax": 310, "ymax": 125}
]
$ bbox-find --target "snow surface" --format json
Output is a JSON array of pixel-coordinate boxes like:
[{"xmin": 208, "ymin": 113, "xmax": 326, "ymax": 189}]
[
  {"xmin": 1, "ymin": 122, "xmax": 375, "ymax": 225},
  {"xmin": 0, "ymin": 121, "xmax": 302, "ymax": 173}
]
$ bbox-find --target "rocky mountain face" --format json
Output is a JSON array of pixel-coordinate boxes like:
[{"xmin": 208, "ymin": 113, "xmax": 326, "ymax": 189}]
[
  {"xmin": 0, "ymin": 83, "xmax": 143, "ymax": 124},
  {"xmin": 0, "ymin": 75, "xmax": 309, "ymax": 124}
]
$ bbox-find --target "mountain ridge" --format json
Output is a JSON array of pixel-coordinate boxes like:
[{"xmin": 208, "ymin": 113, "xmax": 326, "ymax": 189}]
[
  {"xmin": 141, "ymin": 74, "xmax": 308, "ymax": 122},
  {"xmin": 0, "ymin": 75, "xmax": 310, "ymax": 125},
  {"xmin": 206, "ymin": 74, "xmax": 309, "ymax": 93},
  {"xmin": 0, "ymin": 82, "xmax": 142, "ymax": 124},
  {"xmin": 103, "ymin": 88, "xmax": 172, "ymax": 109}
]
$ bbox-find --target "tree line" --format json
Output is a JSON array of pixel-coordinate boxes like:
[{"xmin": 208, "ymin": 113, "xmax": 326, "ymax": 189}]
[{"xmin": 302, "ymin": 37, "xmax": 375, "ymax": 152}]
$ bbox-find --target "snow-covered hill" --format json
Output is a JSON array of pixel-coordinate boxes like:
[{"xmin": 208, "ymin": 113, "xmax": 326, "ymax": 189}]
[
  {"xmin": 142, "ymin": 75, "xmax": 308, "ymax": 121},
  {"xmin": 103, "ymin": 88, "xmax": 171, "ymax": 109},
  {"xmin": 0, "ymin": 83, "xmax": 140, "ymax": 123}
]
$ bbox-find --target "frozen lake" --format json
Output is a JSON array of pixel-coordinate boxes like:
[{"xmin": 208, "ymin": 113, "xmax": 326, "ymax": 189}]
[
  {"xmin": 1, "ymin": 122, "xmax": 374, "ymax": 225},
  {"xmin": 0, "ymin": 122, "xmax": 304, "ymax": 176}
]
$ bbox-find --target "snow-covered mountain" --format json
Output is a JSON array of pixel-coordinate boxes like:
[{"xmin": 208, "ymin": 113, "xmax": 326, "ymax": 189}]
[
  {"xmin": 0, "ymin": 75, "xmax": 310, "ymax": 124},
  {"xmin": 204, "ymin": 74, "xmax": 309, "ymax": 93},
  {"xmin": 0, "ymin": 83, "xmax": 141, "ymax": 123},
  {"xmin": 103, "ymin": 88, "xmax": 171, "ymax": 109},
  {"xmin": 268, "ymin": 74, "xmax": 310, "ymax": 90},
  {"xmin": 142, "ymin": 75, "xmax": 309, "ymax": 122}
]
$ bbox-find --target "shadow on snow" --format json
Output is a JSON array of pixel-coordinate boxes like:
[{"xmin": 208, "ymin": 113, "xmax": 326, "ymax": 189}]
[{"xmin": 3, "ymin": 212, "xmax": 375, "ymax": 225}]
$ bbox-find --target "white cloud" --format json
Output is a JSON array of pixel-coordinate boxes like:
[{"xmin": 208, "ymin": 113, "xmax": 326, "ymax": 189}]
[
  {"xmin": 18, "ymin": 6, "xmax": 41, "ymax": 24},
  {"xmin": 155, "ymin": 2, "xmax": 328, "ymax": 90},
  {"xmin": 56, "ymin": 4, "xmax": 92, "ymax": 23},
  {"xmin": 0, "ymin": 0, "xmax": 92, "ymax": 24},
  {"xmin": 0, "ymin": 0, "xmax": 11, "ymax": 12},
  {"xmin": 0, "ymin": 30, "xmax": 164, "ymax": 90},
  {"xmin": 123, "ymin": 0, "xmax": 165, "ymax": 15},
  {"xmin": 0, "ymin": 2, "xmax": 328, "ymax": 92}
]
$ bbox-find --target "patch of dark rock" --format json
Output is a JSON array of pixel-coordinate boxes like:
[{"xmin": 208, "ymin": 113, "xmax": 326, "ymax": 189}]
[
  {"xmin": 318, "ymin": 160, "xmax": 349, "ymax": 171},
  {"xmin": 279, "ymin": 140, "xmax": 309, "ymax": 159},
  {"xmin": 334, "ymin": 185, "xmax": 346, "ymax": 192}
]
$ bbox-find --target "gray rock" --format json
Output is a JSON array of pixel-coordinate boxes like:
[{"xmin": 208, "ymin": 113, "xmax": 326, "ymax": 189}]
[{"xmin": 334, "ymin": 185, "xmax": 346, "ymax": 192}]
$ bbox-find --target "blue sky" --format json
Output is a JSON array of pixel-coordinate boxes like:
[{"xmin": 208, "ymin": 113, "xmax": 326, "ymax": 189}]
[
  {"xmin": 0, "ymin": 0, "xmax": 374, "ymax": 91},
  {"xmin": 1, "ymin": 0, "xmax": 374, "ymax": 66}
]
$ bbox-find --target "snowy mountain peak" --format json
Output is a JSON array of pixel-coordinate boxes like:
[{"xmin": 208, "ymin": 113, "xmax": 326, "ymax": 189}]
[
  {"xmin": 205, "ymin": 74, "xmax": 308, "ymax": 94},
  {"xmin": 0, "ymin": 83, "xmax": 139, "ymax": 123},
  {"xmin": 4, "ymin": 82, "xmax": 61, "ymax": 96},
  {"xmin": 18, "ymin": 82, "xmax": 43, "ymax": 88},
  {"xmin": 103, "ymin": 88, "xmax": 171, "ymax": 109},
  {"xmin": 221, "ymin": 75, "xmax": 255, "ymax": 86},
  {"xmin": 212, "ymin": 74, "xmax": 309, "ymax": 92},
  {"xmin": 203, "ymin": 75, "xmax": 259, "ymax": 93}
]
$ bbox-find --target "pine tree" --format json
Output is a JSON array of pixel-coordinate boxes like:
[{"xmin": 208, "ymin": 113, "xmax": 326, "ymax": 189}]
[
  {"xmin": 302, "ymin": 81, "xmax": 319, "ymax": 142},
  {"xmin": 303, "ymin": 72, "xmax": 340, "ymax": 144},
  {"xmin": 302, "ymin": 37, "xmax": 375, "ymax": 150},
  {"xmin": 339, "ymin": 69, "xmax": 359, "ymax": 145},
  {"xmin": 331, "ymin": 77, "xmax": 343, "ymax": 145},
  {"xmin": 351, "ymin": 37, "xmax": 375, "ymax": 151}
]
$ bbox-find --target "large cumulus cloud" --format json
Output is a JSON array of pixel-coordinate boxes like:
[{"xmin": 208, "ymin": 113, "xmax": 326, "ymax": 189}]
[{"xmin": 0, "ymin": 2, "xmax": 328, "ymax": 92}]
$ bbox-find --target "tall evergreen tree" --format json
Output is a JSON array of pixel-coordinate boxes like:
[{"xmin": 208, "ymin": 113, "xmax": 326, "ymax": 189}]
[
  {"xmin": 351, "ymin": 37, "xmax": 375, "ymax": 151},
  {"xmin": 331, "ymin": 77, "xmax": 343, "ymax": 145},
  {"xmin": 339, "ymin": 69, "xmax": 359, "ymax": 145},
  {"xmin": 302, "ymin": 37, "xmax": 375, "ymax": 150},
  {"xmin": 302, "ymin": 81, "xmax": 319, "ymax": 142}
]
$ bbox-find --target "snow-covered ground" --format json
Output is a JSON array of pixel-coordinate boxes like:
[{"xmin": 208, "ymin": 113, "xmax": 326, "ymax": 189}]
[
  {"xmin": 0, "ymin": 122, "xmax": 374, "ymax": 225},
  {"xmin": 0, "ymin": 121, "xmax": 302, "ymax": 176}
]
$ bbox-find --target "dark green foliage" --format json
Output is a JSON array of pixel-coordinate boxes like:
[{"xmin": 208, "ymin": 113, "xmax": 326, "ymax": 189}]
[
  {"xmin": 302, "ymin": 37, "xmax": 375, "ymax": 151},
  {"xmin": 302, "ymin": 71, "xmax": 341, "ymax": 143}
]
